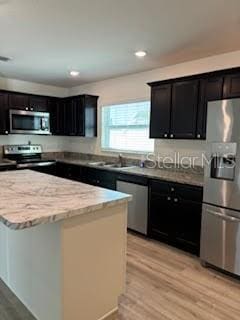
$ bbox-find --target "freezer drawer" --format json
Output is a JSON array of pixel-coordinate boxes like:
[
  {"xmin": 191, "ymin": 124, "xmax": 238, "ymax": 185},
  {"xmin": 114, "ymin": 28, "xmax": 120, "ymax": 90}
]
[
  {"xmin": 200, "ymin": 203, "xmax": 240, "ymax": 276},
  {"xmin": 117, "ymin": 180, "xmax": 148, "ymax": 235}
]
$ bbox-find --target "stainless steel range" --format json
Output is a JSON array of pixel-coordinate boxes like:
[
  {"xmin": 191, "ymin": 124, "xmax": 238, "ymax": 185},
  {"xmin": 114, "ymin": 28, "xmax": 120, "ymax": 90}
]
[
  {"xmin": 3, "ymin": 144, "xmax": 56, "ymax": 169},
  {"xmin": 200, "ymin": 98, "xmax": 240, "ymax": 276}
]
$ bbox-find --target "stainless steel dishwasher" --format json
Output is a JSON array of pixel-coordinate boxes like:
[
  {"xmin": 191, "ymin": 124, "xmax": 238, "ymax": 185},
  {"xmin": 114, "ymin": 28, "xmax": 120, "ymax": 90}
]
[{"xmin": 117, "ymin": 178, "xmax": 148, "ymax": 235}]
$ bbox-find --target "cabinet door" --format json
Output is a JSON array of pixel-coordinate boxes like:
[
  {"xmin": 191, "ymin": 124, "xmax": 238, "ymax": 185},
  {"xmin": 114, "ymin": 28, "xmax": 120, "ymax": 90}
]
[
  {"xmin": 223, "ymin": 73, "xmax": 240, "ymax": 98},
  {"xmin": 29, "ymin": 96, "xmax": 49, "ymax": 112},
  {"xmin": 150, "ymin": 84, "xmax": 171, "ymax": 138},
  {"xmin": 50, "ymin": 99, "xmax": 65, "ymax": 135},
  {"xmin": 66, "ymin": 97, "xmax": 84, "ymax": 136},
  {"xmin": 84, "ymin": 95, "xmax": 98, "ymax": 137},
  {"xmin": 171, "ymin": 80, "xmax": 199, "ymax": 139},
  {"xmin": 0, "ymin": 92, "xmax": 9, "ymax": 134},
  {"xmin": 8, "ymin": 93, "xmax": 29, "ymax": 110},
  {"xmin": 197, "ymin": 76, "xmax": 223, "ymax": 139},
  {"xmin": 173, "ymin": 199, "xmax": 202, "ymax": 254},
  {"xmin": 149, "ymin": 192, "xmax": 175, "ymax": 241}
]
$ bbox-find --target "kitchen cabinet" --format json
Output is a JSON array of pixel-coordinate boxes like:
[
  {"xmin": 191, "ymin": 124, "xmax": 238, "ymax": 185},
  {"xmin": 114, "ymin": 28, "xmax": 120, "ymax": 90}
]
[
  {"xmin": 148, "ymin": 67, "xmax": 240, "ymax": 140},
  {"xmin": 8, "ymin": 93, "xmax": 29, "ymax": 110},
  {"xmin": 82, "ymin": 167, "xmax": 117, "ymax": 190},
  {"xmin": 197, "ymin": 76, "xmax": 223, "ymax": 139},
  {"xmin": 150, "ymin": 84, "xmax": 171, "ymax": 138},
  {"xmin": 55, "ymin": 162, "xmax": 117, "ymax": 190},
  {"xmin": 29, "ymin": 95, "xmax": 49, "ymax": 112},
  {"xmin": 171, "ymin": 80, "xmax": 199, "ymax": 139},
  {"xmin": 223, "ymin": 72, "xmax": 240, "ymax": 98},
  {"xmin": 51, "ymin": 95, "xmax": 98, "ymax": 137},
  {"xmin": 50, "ymin": 98, "xmax": 66, "ymax": 135},
  {"xmin": 56, "ymin": 162, "xmax": 83, "ymax": 181},
  {"xmin": 148, "ymin": 180, "xmax": 203, "ymax": 255},
  {"xmin": 8, "ymin": 92, "xmax": 50, "ymax": 112},
  {"xmin": 65, "ymin": 97, "xmax": 79, "ymax": 136},
  {"xmin": 81, "ymin": 95, "xmax": 98, "ymax": 137},
  {"xmin": 149, "ymin": 80, "xmax": 198, "ymax": 139},
  {"xmin": 0, "ymin": 91, "xmax": 9, "ymax": 134}
]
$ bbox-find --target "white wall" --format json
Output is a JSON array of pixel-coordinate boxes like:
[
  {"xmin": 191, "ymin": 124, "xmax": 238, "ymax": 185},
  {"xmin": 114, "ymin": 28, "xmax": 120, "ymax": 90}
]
[
  {"xmin": 67, "ymin": 50, "xmax": 240, "ymax": 163},
  {"xmin": 0, "ymin": 76, "xmax": 68, "ymax": 97},
  {"xmin": 0, "ymin": 77, "xmax": 68, "ymax": 153}
]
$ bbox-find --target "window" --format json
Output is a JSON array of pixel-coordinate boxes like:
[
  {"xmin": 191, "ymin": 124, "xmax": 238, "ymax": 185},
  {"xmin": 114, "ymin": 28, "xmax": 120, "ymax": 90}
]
[{"xmin": 101, "ymin": 101, "xmax": 154, "ymax": 153}]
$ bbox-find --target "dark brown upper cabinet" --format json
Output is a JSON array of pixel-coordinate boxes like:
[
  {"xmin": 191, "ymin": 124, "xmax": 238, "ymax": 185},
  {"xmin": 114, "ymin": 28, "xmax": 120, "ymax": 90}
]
[
  {"xmin": 29, "ymin": 95, "xmax": 49, "ymax": 112},
  {"xmin": 8, "ymin": 93, "xmax": 29, "ymax": 110},
  {"xmin": 148, "ymin": 67, "xmax": 240, "ymax": 140},
  {"xmin": 51, "ymin": 94, "xmax": 98, "ymax": 137},
  {"xmin": 197, "ymin": 76, "xmax": 223, "ymax": 139},
  {"xmin": 0, "ymin": 91, "xmax": 9, "ymax": 134},
  {"xmin": 150, "ymin": 84, "xmax": 171, "ymax": 138},
  {"xmin": 171, "ymin": 80, "xmax": 199, "ymax": 139},
  {"xmin": 50, "ymin": 98, "xmax": 65, "ymax": 135},
  {"xmin": 149, "ymin": 80, "xmax": 199, "ymax": 139},
  {"xmin": 9, "ymin": 92, "xmax": 49, "ymax": 112},
  {"xmin": 223, "ymin": 73, "xmax": 240, "ymax": 99}
]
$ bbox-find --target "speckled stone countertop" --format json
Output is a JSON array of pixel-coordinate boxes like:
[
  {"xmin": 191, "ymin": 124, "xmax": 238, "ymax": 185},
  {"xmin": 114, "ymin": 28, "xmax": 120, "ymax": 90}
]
[
  {"xmin": 0, "ymin": 170, "xmax": 131, "ymax": 230},
  {"xmin": 59, "ymin": 158, "xmax": 204, "ymax": 187}
]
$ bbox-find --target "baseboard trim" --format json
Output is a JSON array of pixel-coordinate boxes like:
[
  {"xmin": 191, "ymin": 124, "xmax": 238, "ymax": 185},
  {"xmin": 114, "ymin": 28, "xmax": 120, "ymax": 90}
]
[{"xmin": 98, "ymin": 307, "xmax": 118, "ymax": 320}]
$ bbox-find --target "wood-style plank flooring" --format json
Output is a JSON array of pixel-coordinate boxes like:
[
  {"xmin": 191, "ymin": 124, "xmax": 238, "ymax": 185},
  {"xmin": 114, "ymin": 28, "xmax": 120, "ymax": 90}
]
[
  {"xmin": 1, "ymin": 233, "xmax": 240, "ymax": 320},
  {"xmin": 118, "ymin": 233, "xmax": 240, "ymax": 320}
]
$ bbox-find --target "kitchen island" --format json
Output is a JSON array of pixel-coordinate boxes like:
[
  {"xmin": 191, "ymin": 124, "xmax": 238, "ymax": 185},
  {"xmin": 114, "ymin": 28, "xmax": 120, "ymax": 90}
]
[{"xmin": 0, "ymin": 170, "xmax": 131, "ymax": 320}]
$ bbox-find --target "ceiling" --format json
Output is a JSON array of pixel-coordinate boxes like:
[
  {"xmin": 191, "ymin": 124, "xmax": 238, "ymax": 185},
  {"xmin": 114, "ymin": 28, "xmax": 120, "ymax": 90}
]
[{"xmin": 0, "ymin": 0, "xmax": 240, "ymax": 88}]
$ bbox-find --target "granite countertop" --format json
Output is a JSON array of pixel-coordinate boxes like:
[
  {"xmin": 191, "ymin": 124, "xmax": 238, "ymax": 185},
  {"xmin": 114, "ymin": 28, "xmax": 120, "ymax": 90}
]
[
  {"xmin": 58, "ymin": 158, "xmax": 204, "ymax": 187},
  {"xmin": 0, "ymin": 170, "xmax": 131, "ymax": 230}
]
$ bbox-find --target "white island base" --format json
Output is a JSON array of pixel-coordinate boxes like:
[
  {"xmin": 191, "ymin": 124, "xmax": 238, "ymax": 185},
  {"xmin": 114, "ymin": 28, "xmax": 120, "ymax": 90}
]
[{"xmin": 0, "ymin": 203, "xmax": 127, "ymax": 320}]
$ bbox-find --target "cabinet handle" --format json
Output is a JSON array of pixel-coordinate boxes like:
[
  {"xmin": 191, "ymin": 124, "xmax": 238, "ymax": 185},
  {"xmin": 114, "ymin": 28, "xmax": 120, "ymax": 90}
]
[
  {"xmin": 164, "ymin": 133, "xmax": 168, "ymax": 138},
  {"xmin": 5, "ymin": 130, "xmax": 8, "ymax": 134},
  {"xmin": 171, "ymin": 187, "xmax": 175, "ymax": 192},
  {"xmin": 30, "ymin": 107, "xmax": 34, "ymax": 111},
  {"xmin": 197, "ymin": 134, "xmax": 201, "ymax": 139},
  {"xmin": 25, "ymin": 107, "xmax": 29, "ymax": 110},
  {"xmin": 170, "ymin": 134, "xmax": 174, "ymax": 138},
  {"xmin": 167, "ymin": 196, "xmax": 171, "ymax": 201},
  {"xmin": 174, "ymin": 198, "xmax": 178, "ymax": 203}
]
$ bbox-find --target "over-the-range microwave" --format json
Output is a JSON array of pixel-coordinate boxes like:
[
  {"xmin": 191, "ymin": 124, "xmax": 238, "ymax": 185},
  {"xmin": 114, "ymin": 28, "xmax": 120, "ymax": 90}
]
[{"xmin": 9, "ymin": 109, "xmax": 51, "ymax": 135}]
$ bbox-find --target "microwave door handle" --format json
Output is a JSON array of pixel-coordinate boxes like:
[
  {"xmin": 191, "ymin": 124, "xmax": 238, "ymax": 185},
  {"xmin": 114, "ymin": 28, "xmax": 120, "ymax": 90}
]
[
  {"xmin": 206, "ymin": 209, "xmax": 240, "ymax": 223},
  {"xmin": 41, "ymin": 118, "xmax": 45, "ymax": 130}
]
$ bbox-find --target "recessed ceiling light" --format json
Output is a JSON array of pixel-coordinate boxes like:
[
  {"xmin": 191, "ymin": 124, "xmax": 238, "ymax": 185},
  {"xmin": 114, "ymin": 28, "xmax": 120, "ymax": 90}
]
[
  {"xmin": 70, "ymin": 70, "xmax": 79, "ymax": 77},
  {"xmin": 0, "ymin": 56, "xmax": 11, "ymax": 62},
  {"xmin": 135, "ymin": 51, "xmax": 147, "ymax": 57}
]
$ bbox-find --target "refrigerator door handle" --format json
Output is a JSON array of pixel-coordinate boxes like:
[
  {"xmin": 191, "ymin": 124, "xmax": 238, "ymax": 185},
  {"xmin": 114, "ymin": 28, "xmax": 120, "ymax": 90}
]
[{"xmin": 206, "ymin": 208, "xmax": 240, "ymax": 223}]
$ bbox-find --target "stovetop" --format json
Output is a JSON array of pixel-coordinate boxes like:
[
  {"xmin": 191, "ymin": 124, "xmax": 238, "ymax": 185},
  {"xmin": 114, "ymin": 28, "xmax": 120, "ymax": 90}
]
[{"xmin": 3, "ymin": 144, "xmax": 56, "ymax": 168}]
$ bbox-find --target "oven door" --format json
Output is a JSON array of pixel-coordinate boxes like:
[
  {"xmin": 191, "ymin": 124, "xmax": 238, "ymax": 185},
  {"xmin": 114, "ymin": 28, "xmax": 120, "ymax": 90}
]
[{"xmin": 9, "ymin": 109, "xmax": 51, "ymax": 135}]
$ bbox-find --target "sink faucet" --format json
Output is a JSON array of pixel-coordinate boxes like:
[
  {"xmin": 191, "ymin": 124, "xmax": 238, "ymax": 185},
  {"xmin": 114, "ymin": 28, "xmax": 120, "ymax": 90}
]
[{"xmin": 118, "ymin": 153, "xmax": 124, "ymax": 167}]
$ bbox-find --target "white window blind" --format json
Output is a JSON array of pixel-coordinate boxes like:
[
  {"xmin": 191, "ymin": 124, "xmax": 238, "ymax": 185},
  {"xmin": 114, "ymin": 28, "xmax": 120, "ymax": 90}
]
[{"xmin": 101, "ymin": 101, "xmax": 154, "ymax": 153}]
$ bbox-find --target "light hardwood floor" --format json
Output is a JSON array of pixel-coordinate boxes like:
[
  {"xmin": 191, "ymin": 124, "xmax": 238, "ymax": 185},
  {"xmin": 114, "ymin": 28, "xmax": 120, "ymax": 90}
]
[
  {"xmin": 1, "ymin": 233, "xmax": 240, "ymax": 320},
  {"xmin": 118, "ymin": 233, "xmax": 240, "ymax": 320}
]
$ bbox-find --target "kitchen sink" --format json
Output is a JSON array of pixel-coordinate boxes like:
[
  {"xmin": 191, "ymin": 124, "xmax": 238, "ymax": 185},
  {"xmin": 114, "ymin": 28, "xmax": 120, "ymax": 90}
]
[{"xmin": 88, "ymin": 161, "xmax": 135, "ymax": 170}]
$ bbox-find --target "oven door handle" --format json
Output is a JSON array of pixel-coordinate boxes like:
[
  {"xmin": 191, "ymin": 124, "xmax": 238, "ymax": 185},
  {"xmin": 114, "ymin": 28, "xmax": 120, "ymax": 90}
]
[
  {"xmin": 206, "ymin": 209, "xmax": 240, "ymax": 223},
  {"xmin": 17, "ymin": 161, "xmax": 55, "ymax": 169}
]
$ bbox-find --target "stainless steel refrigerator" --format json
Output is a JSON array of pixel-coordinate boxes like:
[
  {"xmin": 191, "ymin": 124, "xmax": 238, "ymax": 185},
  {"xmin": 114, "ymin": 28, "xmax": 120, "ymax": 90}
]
[{"xmin": 200, "ymin": 98, "xmax": 240, "ymax": 276}]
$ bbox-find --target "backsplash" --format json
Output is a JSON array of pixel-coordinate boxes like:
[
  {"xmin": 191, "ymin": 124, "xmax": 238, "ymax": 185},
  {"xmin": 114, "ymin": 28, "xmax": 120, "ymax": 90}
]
[{"xmin": 0, "ymin": 135, "xmax": 69, "ymax": 156}]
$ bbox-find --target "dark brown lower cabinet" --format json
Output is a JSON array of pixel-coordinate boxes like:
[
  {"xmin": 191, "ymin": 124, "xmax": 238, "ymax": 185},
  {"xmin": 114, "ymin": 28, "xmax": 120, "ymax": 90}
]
[{"xmin": 148, "ymin": 180, "xmax": 203, "ymax": 255}]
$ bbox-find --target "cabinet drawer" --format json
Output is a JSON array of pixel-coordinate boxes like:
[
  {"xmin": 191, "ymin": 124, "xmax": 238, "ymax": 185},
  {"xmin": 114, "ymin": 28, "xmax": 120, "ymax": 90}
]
[{"xmin": 150, "ymin": 179, "xmax": 203, "ymax": 202}]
